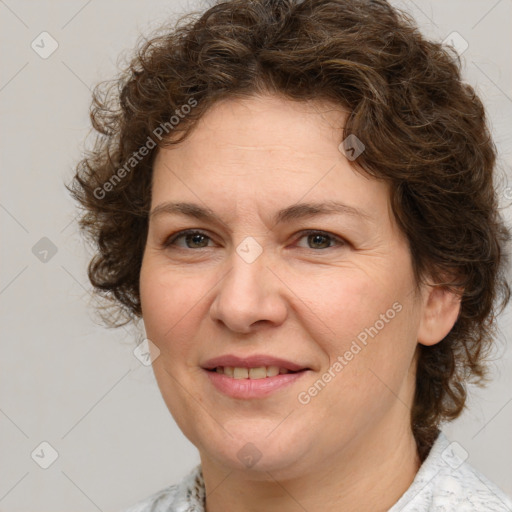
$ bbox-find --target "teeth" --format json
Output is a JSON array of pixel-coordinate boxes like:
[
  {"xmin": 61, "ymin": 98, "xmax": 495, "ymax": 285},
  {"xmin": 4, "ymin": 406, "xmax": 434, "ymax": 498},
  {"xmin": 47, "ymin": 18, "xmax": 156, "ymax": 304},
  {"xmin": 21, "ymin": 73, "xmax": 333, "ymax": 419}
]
[
  {"xmin": 233, "ymin": 367, "xmax": 249, "ymax": 379},
  {"xmin": 215, "ymin": 366, "xmax": 286, "ymax": 379},
  {"xmin": 249, "ymin": 367, "xmax": 267, "ymax": 379}
]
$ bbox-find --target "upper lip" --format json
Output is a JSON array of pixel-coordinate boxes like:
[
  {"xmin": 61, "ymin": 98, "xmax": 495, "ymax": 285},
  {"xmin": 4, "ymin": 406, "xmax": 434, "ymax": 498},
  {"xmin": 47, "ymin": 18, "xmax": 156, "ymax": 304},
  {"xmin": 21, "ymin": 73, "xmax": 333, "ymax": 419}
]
[{"xmin": 201, "ymin": 354, "xmax": 309, "ymax": 372}]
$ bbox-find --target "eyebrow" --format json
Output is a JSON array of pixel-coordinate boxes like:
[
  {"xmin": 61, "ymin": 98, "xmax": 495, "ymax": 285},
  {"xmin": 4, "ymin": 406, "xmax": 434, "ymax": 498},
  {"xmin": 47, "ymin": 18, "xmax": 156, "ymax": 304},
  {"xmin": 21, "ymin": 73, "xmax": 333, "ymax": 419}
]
[{"xmin": 149, "ymin": 200, "xmax": 372, "ymax": 226}]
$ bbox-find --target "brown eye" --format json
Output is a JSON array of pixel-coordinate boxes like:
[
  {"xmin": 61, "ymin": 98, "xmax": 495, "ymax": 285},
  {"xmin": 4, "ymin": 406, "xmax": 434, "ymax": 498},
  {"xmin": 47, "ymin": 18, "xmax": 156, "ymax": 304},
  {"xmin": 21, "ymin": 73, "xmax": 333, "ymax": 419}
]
[
  {"xmin": 295, "ymin": 230, "xmax": 345, "ymax": 250},
  {"xmin": 164, "ymin": 230, "xmax": 213, "ymax": 249}
]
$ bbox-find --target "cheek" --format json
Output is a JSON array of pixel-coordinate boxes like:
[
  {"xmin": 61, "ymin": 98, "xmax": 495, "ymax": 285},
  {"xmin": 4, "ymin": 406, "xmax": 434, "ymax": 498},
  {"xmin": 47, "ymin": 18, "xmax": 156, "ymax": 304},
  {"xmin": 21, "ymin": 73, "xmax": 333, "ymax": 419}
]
[
  {"xmin": 139, "ymin": 261, "xmax": 201, "ymax": 354},
  {"xmin": 295, "ymin": 270, "xmax": 400, "ymax": 349},
  {"xmin": 299, "ymin": 267, "xmax": 418, "ymax": 384}
]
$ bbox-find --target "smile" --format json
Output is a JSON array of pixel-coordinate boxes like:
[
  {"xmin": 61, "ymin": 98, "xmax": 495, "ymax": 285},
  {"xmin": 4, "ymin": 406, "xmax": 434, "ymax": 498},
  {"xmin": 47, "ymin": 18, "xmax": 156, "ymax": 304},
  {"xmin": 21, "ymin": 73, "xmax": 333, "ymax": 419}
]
[
  {"xmin": 203, "ymin": 367, "xmax": 309, "ymax": 399},
  {"xmin": 210, "ymin": 366, "xmax": 295, "ymax": 379}
]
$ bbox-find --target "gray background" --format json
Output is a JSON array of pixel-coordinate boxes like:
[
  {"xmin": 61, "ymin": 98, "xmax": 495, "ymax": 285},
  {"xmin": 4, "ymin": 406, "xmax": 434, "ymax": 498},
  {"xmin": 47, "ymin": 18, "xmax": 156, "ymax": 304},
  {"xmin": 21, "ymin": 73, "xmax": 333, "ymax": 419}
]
[{"xmin": 1, "ymin": 0, "xmax": 511, "ymax": 510}]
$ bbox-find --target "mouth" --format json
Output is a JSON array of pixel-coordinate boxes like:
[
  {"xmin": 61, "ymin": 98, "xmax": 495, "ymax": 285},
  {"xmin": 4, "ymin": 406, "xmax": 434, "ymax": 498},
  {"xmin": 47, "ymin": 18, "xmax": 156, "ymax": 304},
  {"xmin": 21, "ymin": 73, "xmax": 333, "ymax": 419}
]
[
  {"xmin": 205, "ymin": 366, "xmax": 305, "ymax": 379},
  {"xmin": 203, "ymin": 367, "xmax": 310, "ymax": 399},
  {"xmin": 200, "ymin": 354, "xmax": 311, "ymax": 399},
  {"xmin": 201, "ymin": 354, "xmax": 310, "ymax": 374}
]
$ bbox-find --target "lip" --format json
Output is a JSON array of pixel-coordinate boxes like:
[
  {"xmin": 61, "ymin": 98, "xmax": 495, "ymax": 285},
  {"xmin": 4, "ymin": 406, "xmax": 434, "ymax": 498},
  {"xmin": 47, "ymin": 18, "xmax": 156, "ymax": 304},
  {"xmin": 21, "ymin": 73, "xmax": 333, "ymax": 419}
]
[
  {"xmin": 203, "ymin": 368, "xmax": 309, "ymax": 399},
  {"xmin": 201, "ymin": 354, "xmax": 308, "ymax": 372}
]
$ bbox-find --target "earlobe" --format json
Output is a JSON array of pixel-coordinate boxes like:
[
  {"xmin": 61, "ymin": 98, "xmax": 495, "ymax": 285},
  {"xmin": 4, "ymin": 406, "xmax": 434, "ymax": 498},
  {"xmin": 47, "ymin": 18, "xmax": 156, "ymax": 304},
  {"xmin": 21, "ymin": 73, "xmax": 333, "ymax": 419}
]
[{"xmin": 417, "ymin": 284, "xmax": 462, "ymax": 347}]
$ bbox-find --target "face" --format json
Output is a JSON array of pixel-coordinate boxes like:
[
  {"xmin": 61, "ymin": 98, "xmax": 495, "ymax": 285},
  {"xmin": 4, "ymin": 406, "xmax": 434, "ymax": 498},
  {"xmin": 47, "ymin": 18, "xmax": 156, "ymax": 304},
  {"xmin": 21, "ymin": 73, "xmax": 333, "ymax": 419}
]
[{"xmin": 140, "ymin": 94, "xmax": 428, "ymax": 479}]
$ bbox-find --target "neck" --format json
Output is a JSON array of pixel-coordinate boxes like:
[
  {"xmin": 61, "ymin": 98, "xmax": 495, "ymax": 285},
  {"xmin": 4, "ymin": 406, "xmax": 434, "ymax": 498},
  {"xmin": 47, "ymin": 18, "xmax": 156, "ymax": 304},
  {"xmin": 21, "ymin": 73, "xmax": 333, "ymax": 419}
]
[{"xmin": 200, "ymin": 420, "xmax": 421, "ymax": 512}]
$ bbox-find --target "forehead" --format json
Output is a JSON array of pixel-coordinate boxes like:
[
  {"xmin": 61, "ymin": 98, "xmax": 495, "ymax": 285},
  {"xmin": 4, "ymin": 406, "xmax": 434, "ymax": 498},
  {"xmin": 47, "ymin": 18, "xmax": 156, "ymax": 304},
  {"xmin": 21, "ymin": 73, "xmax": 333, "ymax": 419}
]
[
  {"xmin": 166, "ymin": 94, "xmax": 349, "ymax": 157},
  {"xmin": 151, "ymin": 94, "xmax": 393, "ymax": 228}
]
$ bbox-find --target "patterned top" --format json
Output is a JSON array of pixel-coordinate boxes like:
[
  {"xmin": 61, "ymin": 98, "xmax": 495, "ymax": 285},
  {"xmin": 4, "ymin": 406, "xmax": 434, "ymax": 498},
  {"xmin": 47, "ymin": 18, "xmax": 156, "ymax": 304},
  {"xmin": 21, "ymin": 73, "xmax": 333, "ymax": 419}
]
[{"xmin": 124, "ymin": 432, "xmax": 512, "ymax": 511}]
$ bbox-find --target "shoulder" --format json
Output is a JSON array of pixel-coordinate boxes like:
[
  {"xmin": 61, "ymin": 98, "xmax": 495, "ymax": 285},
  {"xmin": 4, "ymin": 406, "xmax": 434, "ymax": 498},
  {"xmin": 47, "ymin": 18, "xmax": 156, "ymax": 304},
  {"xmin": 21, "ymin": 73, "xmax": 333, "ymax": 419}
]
[
  {"xmin": 122, "ymin": 465, "xmax": 204, "ymax": 512},
  {"xmin": 390, "ymin": 432, "xmax": 512, "ymax": 512}
]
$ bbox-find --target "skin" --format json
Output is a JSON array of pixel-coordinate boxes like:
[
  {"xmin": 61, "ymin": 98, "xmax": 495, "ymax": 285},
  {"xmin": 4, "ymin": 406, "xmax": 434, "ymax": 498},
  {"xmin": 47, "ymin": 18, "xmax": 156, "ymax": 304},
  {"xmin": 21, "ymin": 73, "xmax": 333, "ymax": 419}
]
[{"xmin": 139, "ymin": 94, "xmax": 461, "ymax": 512}]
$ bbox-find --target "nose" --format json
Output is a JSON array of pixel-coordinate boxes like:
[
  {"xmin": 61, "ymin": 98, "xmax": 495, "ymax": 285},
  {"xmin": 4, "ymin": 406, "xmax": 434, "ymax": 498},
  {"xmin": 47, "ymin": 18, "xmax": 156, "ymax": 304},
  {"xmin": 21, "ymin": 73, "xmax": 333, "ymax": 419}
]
[{"xmin": 209, "ymin": 246, "xmax": 288, "ymax": 334}]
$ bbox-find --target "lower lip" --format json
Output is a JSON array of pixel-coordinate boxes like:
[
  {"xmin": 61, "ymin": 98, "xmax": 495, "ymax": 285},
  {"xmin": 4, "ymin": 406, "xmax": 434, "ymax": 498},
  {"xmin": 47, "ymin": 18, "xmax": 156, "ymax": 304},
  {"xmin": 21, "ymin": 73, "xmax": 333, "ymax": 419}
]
[{"xmin": 203, "ymin": 369, "xmax": 309, "ymax": 399}]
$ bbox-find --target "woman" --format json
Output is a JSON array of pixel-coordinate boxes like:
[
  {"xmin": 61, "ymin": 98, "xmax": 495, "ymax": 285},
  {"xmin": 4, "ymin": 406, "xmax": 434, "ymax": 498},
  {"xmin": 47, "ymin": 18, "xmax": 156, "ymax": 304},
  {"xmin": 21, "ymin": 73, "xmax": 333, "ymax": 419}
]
[{"xmin": 68, "ymin": 0, "xmax": 512, "ymax": 510}]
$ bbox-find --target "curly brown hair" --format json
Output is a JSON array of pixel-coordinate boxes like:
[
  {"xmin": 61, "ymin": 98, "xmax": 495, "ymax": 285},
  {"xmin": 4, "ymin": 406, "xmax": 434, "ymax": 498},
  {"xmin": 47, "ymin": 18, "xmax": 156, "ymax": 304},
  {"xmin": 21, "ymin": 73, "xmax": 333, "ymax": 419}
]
[{"xmin": 67, "ymin": 0, "xmax": 511, "ymax": 461}]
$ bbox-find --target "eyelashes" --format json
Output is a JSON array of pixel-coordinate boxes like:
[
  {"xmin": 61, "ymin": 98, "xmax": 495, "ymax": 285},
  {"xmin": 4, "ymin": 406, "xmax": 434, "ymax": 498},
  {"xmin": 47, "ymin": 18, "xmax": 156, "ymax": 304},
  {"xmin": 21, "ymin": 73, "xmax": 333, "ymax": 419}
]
[
  {"xmin": 163, "ymin": 229, "xmax": 346, "ymax": 251},
  {"xmin": 163, "ymin": 230, "xmax": 212, "ymax": 249},
  {"xmin": 295, "ymin": 230, "xmax": 346, "ymax": 250}
]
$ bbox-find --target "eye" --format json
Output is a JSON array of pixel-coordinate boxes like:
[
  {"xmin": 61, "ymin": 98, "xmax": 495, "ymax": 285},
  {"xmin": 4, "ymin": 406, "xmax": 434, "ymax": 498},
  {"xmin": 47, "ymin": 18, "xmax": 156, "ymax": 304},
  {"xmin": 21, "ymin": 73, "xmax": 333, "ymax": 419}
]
[
  {"xmin": 162, "ymin": 229, "xmax": 346, "ymax": 251},
  {"xmin": 163, "ymin": 229, "xmax": 215, "ymax": 249},
  {"xmin": 294, "ymin": 230, "xmax": 346, "ymax": 250}
]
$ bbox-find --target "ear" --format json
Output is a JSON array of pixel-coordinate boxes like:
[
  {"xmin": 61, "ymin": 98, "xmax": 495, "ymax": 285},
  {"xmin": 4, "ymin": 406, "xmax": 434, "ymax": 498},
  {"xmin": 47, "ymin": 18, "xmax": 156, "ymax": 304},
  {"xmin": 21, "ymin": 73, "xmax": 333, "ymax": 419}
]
[{"xmin": 417, "ymin": 284, "xmax": 462, "ymax": 347}]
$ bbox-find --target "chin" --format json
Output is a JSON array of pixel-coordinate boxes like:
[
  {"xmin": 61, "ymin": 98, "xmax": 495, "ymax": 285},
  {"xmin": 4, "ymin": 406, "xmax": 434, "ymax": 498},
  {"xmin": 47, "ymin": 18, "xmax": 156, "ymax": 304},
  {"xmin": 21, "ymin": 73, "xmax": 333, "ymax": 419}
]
[{"xmin": 199, "ymin": 427, "xmax": 314, "ymax": 478}]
